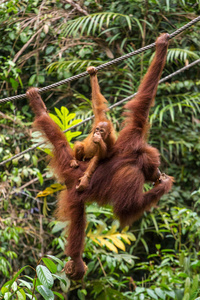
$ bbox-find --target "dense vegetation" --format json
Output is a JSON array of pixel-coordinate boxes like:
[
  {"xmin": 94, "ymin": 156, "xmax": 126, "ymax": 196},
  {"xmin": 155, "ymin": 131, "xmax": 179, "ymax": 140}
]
[{"xmin": 0, "ymin": 0, "xmax": 200, "ymax": 299}]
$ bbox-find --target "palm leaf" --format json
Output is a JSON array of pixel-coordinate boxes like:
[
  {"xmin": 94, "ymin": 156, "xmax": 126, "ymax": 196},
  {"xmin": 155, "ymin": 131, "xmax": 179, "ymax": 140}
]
[
  {"xmin": 60, "ymin": 12, "xmax": 138, "ymax": 37},
  {"xmin": 167, "ymin": 48, "xmax": 199, "ymax": 63},
  {"xmin": 150, "ymin": 93, "xmax": 200, "ymax": 124},
  {"xmin": 47, "ymin": 60, "xmax": 106, "ymax": 74},
  {"xmin": 150, "ymin": 49, "xmax": 199, "ymax": 64}
]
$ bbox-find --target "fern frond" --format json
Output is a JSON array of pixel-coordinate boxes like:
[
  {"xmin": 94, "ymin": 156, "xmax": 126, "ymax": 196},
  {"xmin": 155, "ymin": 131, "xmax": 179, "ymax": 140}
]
[
  {"xmin": 159, "ymin": 80, "xmax": 200, "ymax": 93},
  {"xmin": 47, "ymin": 60, "xmax": 106, "ymax": 74},
  {"xmin": 150, "ymin": 49, "xmax": 199, "ymax": 64},
  {"xmin": 150, "ymin": 93, "xmax": 200, "ymax": 124},
  {"xmin": 168, "ymin": 139, "xmax": 194, "ymax": 160},
  {"xmin": 60, "ymin": 12, "xmax": 141, "ymax": 37},
  {"xmin": 167, "ymin": 48, "xmax": 199, "ymax": 63}
]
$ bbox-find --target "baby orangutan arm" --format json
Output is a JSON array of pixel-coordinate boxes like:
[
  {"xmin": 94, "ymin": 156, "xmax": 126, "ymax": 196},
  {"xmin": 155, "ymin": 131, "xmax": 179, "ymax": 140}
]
[
  {"xmin": 70, "ymin": 142, "xmax": 84, "ymax": 168},
  {"xmin": 76, "ymin": 122, "xmax": 108, "ymax": 191},
  {"xmin": 87, "ymin": 66, "xmax": 108, "ymax": 121},
  {"xmin": 26, "ymin": 34, "xmax": 172, "ymax": 282},
  {"xmin": 73, "ymin": 66, "xmax": 115, "ymax": 191}
]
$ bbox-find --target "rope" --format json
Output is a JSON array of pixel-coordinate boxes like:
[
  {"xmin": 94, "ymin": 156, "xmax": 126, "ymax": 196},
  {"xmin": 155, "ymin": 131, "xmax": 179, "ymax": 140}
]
[
  {"xmin": 0, "ymin": 58, "xmax": 199, "ymax": 167},
  {"xmin": 0, "ymin": 15, "xmax": 199, "ymax": 104}
]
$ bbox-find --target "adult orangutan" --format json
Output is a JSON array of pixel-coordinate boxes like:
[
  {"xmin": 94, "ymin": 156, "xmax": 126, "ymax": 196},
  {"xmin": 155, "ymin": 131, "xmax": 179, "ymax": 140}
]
[
  {"xmin": 70, "ymin": 66, "xmax": 116, "ymax": 191},
  {"xmin": 26, "ymin": 33, "xmax": 173, "ymax": 281}
]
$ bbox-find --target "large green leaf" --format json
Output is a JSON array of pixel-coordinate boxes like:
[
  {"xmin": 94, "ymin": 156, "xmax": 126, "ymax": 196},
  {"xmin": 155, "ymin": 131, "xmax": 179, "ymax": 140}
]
[
  {"xmin": 53, "ymin": 291, "xmax": 64, "ymax": 300},
  {"xmin": 36, "ymin": 265, "xmax": 54, "ymax": 289},
  {"xmin": 48, "ymin": 113, "xmax": 63, "ymax": 130},
  {"xmin": 147, "ymin": 289, "xmax": 158, "ymax": 300},
  {"xmin": 37, "ymin": 285, "xmax": 54, "ymax": 300},
  {"xmin": 46, "ymin": 255, "xmax": 64, "ymax": 267},
  {"xmin": 16, "ymin": 289, "xmax": 26, "ymax": 300},
  {"xmin": 42, "ymin": 258, "xmax": 57, "ymax": 274}
]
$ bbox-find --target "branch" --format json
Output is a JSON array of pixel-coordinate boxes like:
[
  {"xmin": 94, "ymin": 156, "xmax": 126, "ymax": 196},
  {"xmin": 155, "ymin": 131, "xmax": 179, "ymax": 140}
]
[{"xmin": 65, "ymin": 0, "xmax": 88, "ymax": 16}]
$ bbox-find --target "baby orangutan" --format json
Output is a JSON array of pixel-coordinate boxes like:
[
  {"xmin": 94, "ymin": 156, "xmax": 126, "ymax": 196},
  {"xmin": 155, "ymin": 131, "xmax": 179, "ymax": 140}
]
[
  {"xmin": 26, "ymin": 33, "xmax": 173, "ymax": 280},
  {"xmin": 70, "ymin": 66, "xmax": 116, "ymax": 191}
]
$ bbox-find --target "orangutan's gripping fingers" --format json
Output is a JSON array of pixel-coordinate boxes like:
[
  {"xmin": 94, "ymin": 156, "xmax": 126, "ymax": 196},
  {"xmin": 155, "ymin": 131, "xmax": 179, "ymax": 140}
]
[
  {"xmin": 70, "ymin": 159, "xmax": 79, "ymax": 168},
  {"xmin": 64, "ymin": 260, "xmax": 74, "ymax": 276},
  {"xmin": 26, "ymin": 87, "xmax": 47, "ymax": 115},
  {"xmin": 156, "ymin": 33, "xmax": 170, "ymax": 46},
  {"xmin": 76, "ymin": 174, "xmax": 90, "ymax": 191},
  {"xmin": 64, "ymin": 260, "xmax": 87, "ymax": 280},
  {"xmin": 26, "ymin": 87, "xmax": 39, "ymax": 97},
  {"xmin": 87, "ymin": 66, "xmax": 97, "ymax": 75}
]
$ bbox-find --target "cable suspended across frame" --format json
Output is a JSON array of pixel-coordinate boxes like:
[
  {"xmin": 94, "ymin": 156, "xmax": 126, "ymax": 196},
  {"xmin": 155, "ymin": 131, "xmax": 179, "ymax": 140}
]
[
  {"xmin": 0, "ymin": 15, "xmax": 200, "ymax": 104},
  {"xmin": 0, "ymin": 58, "xmax": 199, "ymax": 167}
]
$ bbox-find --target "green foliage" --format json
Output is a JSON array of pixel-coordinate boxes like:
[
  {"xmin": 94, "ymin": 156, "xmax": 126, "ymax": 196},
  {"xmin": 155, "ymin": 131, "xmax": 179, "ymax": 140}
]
[
  {"xmin": 0, "ymin": 256, "xmax": 68, "ymax": 300},
  {"xmin": 166, "ymin": 48, "xmax": 200, "ymax": 63},
  {"xmin": 60, "ymin": 12, "xmax": 141, "ymax": 37},
  {"xmin": 0, "ymin": 219, "xmax": 21, "ymax": 277},
  {"xmin": 0, "ymin": 0, "xmax": 200, "ymax": 299},
  {"xmin": 0, "ymin": 57, "xmax": 22, "ymax": 91},
  {"xmin": 31, "ymin": 106, "xmax": 82, "ymax": 154},
  {"xmin": 87, "ymin": 221, "xmax": 136, "ymax": 253},
  {"xmin": 47, "ymin": 59, "xmax": 106, "ymax": 74}
]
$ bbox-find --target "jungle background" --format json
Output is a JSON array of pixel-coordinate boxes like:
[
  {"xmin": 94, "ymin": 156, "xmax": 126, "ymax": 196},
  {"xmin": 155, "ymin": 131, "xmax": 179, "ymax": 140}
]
[{"xmin": 0, "ymin": 0, "xmax": 200, "ymax": 299}]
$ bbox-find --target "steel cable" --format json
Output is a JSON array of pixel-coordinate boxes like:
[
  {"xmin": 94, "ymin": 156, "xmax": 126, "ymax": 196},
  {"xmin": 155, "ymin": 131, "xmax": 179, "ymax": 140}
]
[
  {"xmin": 0, "ymin": 15, "xmax": 199, "ymax": 104},
  {"xmin": 0, "ymin": 58, "xmax": 199, "ymax": 167}
]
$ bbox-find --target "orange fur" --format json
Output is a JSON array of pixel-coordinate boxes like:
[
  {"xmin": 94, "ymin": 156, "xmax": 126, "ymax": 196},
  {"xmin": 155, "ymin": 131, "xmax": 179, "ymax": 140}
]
[
  {"xmin": 26, "ymin": 33, "xmax": 173, "ymax": 280},
  {"xmin": 71, "ymin": 66, "xmax": 116, "ymax": 191}
]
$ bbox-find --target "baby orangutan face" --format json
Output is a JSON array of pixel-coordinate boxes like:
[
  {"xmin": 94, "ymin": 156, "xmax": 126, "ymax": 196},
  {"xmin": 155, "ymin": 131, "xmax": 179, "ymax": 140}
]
[{"xmin": 93, "ymin": 122, "xmax": 110, "ymax": 144}]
